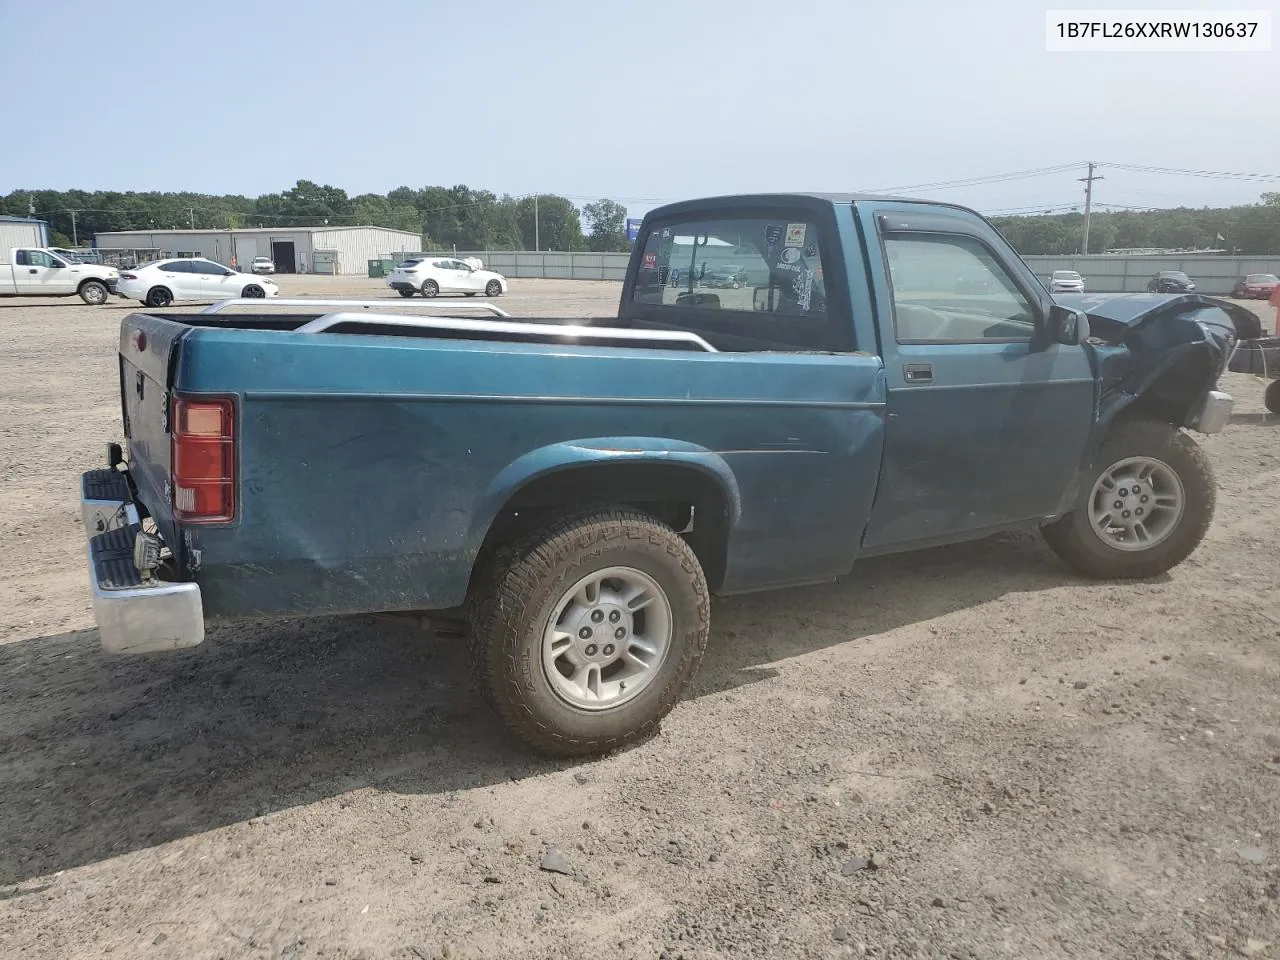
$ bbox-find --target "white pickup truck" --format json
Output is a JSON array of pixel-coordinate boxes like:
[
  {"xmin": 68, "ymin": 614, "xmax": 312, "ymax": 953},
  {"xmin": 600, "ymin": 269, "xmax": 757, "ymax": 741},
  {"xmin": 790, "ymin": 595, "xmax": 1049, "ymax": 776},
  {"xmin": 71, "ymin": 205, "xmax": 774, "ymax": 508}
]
[{"xmin": 0, "ymin": 247, "xmax": 120, "ymax": 304}]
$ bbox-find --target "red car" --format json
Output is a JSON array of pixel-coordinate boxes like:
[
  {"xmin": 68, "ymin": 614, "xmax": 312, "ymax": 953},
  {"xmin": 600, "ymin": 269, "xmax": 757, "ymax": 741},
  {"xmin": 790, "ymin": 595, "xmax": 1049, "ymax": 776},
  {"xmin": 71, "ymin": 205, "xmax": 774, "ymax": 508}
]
[{"xmin": 1231, "ymin": 273, "xmax": 1280, "ymax": 299}]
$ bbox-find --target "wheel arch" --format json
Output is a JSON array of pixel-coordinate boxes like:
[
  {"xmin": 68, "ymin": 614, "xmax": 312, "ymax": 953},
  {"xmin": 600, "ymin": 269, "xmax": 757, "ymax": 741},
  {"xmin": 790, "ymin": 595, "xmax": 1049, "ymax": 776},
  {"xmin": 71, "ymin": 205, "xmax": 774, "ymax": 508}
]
[
  {"xmin": 1102, "ymin": 345, "xmax": 1219, "ymax": 436},
  {"xmin": 468, "ymin": 440, "xmax": 742, "ymax": 593}
]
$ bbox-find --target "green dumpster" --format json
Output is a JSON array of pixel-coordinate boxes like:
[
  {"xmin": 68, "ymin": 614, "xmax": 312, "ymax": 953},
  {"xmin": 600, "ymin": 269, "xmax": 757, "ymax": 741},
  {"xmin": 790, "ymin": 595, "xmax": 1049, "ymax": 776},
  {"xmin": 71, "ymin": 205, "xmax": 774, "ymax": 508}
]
[{"xmin": 368, "ymin": 258, "xmax": 388, "ymax": 278}]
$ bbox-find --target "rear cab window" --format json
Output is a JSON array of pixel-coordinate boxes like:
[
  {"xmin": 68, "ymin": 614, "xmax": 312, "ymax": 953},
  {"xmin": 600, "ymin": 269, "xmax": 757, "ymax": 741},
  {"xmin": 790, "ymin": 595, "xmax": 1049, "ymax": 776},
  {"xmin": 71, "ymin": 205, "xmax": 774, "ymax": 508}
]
[{"xmin": 625, "ymin": 207, "xmax": 854, "ymax": 352}]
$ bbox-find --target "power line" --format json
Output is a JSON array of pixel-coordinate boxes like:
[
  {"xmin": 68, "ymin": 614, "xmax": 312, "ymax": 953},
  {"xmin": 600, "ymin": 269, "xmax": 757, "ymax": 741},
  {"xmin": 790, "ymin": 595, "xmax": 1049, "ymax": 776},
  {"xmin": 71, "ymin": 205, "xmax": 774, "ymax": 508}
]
[
  {"xmin": 866, "ymin": 163, "xmax": 1086, "ymax": 193},
  {"xmin": 1099, "ymin": 162, "xmax": 1280, "ymax": 181}
]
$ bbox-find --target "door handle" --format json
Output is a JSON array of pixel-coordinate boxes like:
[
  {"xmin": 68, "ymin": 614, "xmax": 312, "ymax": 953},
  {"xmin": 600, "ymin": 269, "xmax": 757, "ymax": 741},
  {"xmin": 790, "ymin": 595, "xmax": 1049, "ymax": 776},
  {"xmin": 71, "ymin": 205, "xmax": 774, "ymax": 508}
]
[
  {"xmin": 904, "ymin": 363, "xmax": 933, "ymax": 384},
  {"xmin": 29, "ymin": 268, "xmax": 38, "ymax": 274}
]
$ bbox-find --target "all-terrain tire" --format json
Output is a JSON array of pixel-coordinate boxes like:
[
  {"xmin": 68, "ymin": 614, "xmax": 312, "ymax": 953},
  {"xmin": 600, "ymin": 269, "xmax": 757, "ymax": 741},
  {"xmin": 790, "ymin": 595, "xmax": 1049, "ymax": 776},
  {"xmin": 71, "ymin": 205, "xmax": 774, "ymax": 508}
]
[
  {"xmin": 1041, "ymin": 419, "xmax": 1215, "ymax": 579},
  {"xmin": 466, "ymin": 506, "xmax": 710, "ymax": 757}
]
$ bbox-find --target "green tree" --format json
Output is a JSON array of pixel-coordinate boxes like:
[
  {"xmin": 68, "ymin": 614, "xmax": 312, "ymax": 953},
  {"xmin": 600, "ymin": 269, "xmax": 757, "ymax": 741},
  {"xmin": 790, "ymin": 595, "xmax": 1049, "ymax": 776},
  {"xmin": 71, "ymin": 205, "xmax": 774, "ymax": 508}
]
[{"xmin": 582, "ymin": 198, "xmax": 629, "ymax": 252}]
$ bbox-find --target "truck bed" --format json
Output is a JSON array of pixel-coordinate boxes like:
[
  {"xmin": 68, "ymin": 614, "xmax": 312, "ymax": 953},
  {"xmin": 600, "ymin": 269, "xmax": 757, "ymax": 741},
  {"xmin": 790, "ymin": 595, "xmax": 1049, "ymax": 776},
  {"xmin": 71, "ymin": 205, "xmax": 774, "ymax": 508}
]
[{"xmin": 117, "ymin": 307, "xmax": 887, "ymax": 621}]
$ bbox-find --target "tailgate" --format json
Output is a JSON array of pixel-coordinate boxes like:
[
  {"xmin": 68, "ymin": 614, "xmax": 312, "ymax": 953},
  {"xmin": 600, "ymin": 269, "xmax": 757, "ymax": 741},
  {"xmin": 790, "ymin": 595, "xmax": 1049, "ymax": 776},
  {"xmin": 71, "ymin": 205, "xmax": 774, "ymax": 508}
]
[{"xmin": 118, "ymin": 314, "xmax": 190, "ymax": 538}]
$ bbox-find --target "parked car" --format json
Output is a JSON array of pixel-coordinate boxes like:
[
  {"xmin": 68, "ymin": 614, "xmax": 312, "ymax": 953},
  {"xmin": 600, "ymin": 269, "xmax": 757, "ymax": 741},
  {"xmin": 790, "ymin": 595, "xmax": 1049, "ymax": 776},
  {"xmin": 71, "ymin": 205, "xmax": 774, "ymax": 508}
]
[
  {"xmin": 1230, "ymin": 273, "xmax": 1279, "ymax": 299},
  {"xmin": 704, "ymin": 264, "xmax": 749, "ymax": 289},
  {"xmin": 1148, "ymin": 270, "xmax": 1196, "ymax": 293},
  {"xmin": 1049, "ymin": 270, "xmax": 1085, "ymax": 294},
  {"xmin": 81, "ymin": 191, "xmax": 1234, "ymax": 757},
  {"xmin": 387, "ymin": 257, "xmax": 508, "ymax": 298},
  {"xmin": 0, "ymin": 247, "xmax": 119, "ymax": 304},
  {"xmin": 250, "ymin": 256, "xmax": 276, "ymax": 275},
  {"xmin": 116, "ymin": 257, "xmax": 278, "ymax": 307}
]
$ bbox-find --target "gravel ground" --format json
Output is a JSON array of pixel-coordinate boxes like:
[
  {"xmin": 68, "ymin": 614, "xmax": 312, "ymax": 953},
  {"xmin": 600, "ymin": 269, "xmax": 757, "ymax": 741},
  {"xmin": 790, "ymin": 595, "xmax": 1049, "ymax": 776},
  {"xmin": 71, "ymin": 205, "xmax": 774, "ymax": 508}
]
[{"xmin": 1, "ymin": 281, "xmax": 1279, "ymax": 960}]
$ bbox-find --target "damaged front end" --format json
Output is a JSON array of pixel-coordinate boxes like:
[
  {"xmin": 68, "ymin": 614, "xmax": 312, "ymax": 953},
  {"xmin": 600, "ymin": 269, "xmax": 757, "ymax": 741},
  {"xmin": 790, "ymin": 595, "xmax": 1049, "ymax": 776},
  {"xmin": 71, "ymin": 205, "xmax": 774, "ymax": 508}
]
[{"xmin": 1055, "ymin": 292, "xmax": 1247, "ymax": 435}]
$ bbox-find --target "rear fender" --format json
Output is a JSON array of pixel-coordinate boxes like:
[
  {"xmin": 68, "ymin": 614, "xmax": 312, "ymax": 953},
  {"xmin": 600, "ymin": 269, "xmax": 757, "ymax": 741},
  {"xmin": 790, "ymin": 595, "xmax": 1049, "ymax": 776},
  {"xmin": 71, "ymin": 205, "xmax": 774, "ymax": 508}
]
[
  {"xmin": 471, "ymin": 438, "xmax": 742, "ymax": 535},
  {"xmin": 468, "ymin": 438, "xmax": 742, "ymax": 583}
]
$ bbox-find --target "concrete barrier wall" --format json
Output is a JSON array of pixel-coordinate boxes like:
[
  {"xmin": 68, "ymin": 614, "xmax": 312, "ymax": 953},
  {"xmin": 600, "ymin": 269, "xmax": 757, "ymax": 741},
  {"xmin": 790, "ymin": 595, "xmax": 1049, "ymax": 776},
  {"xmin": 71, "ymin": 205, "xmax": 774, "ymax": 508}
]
[{"xmin": 412, "ymin": 250, "xmax": 1280, "ymax": 295}]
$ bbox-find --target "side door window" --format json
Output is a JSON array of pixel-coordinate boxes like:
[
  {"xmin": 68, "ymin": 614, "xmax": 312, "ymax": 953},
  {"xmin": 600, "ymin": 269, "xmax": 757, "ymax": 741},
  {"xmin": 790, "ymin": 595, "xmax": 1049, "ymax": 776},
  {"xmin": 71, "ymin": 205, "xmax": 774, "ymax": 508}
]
[
  {"xmin": 628, "ymin": 214, "xmax": 845, "ymax": 351},
  {"xmin": 883, "ymin": 234, "xmax": 1037, "ymax": 343}
]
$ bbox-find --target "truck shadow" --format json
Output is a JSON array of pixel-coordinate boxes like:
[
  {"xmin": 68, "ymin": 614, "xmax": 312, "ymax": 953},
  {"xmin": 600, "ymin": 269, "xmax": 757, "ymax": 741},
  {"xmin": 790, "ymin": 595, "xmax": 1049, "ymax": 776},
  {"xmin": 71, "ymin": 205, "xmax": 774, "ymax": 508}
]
[{"xmin": 0, "ymin": 532, "xmax": 1095, "ymax": 886}]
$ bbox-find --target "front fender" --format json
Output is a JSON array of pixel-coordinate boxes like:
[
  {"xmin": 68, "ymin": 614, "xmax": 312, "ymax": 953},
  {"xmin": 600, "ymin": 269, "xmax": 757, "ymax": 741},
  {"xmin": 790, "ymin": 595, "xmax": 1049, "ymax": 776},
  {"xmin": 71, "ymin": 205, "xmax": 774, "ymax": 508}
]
[{"xmin": 468, "ymin": 437, "xmax": 744, "ymax": 544}]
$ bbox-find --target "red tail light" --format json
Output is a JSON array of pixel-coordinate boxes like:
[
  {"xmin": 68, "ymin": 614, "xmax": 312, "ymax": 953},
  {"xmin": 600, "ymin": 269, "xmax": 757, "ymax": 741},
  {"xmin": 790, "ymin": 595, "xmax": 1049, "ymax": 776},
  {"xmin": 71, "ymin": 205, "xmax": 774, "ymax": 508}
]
[
  {"xmin": 121, "ymin": 273, "xmax": 137, "ymax": 280},
  {"xmin": 171, "ymin": 396, "xmax": 236, "ymax": 523}
]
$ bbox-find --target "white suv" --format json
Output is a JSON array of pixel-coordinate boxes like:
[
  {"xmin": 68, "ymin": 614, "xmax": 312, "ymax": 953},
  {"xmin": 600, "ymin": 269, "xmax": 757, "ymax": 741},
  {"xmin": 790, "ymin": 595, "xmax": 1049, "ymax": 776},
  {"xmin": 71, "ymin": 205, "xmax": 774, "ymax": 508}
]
[{"xmin": 250, "ymin": 256, "xmax": 276, "ymax": 274}]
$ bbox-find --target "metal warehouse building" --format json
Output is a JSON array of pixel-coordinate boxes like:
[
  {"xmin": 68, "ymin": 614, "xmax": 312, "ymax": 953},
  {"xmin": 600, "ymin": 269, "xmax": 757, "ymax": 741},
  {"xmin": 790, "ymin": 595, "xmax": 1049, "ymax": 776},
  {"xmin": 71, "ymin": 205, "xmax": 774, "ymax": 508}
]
[
  {"xmin": 90, "ymin": 225, "xmax": 422, "ymax": 276},
  {"xmin": 0, "ymin": 215, "xmax": 50, "ymax": 249}
]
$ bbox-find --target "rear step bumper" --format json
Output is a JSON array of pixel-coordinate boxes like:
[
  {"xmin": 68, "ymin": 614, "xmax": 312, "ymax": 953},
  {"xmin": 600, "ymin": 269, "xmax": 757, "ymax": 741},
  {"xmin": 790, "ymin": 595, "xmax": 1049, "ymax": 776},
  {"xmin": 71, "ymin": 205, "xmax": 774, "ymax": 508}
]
[{"xmin": 82, "ymin": 469, "xmax": 204, "ymax": 655}]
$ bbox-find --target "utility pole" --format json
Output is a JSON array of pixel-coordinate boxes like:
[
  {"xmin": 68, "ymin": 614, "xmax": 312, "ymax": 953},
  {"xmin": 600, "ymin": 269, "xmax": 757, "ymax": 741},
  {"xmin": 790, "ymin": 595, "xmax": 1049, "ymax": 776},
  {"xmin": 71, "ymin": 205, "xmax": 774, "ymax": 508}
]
[
  {"xmin": 70, "ymin": 210, "xmax": 78, "ymax": 246},
  {"xmin": 189, "ymin": 207, "xmax": 196, "ymax": 229},
  {"xmin": 533, "ymin": 194, "xmax": 540, "ymax": 252},
  {"xmin": 1078, "ymin": 162, "xmax": 1103, "ymax": 254}
]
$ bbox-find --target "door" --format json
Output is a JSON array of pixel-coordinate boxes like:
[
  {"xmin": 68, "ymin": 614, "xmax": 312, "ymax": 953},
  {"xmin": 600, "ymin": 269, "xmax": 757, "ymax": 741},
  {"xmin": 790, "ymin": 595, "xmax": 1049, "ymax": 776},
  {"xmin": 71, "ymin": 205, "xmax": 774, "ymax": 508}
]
[
  {"xmin": 191, "ymin": 259, "xmax": 241, "ymax": 299},
  {"xmin": 236, "ymin": 237, "xmax": 258, "ymax": 270},
  {"xmin": 432, "ymin": 259, "xmax": 463, "ymax": 293},
  {"xmin": 452, "ymin": 258, "xmax": 485, "ymax": 292},
  {"xmin": 155, "ymin": 259, "xmax": 197, "ymax": 298},
  {"xmin": 15, "ymin": 249, "xmax": 75, "ymax": 294},
  {"xmin": 271, "ymin": 240, "xmax": 296, "ymax": 274},
  {"xmin": 860, "ymin": 207, "xmax": 1096, "ymax": 550}
]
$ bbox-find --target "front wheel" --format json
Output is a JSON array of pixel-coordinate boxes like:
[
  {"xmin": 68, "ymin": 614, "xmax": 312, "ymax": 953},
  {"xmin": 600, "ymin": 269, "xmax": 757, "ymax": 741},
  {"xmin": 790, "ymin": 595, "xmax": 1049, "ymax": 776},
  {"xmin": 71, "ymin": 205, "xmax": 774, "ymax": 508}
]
[
  {"xmin": 242, "ymin": 284, "xmax": 265, "ymax": 298},
  {"xmin": 467, "ymin": 507, "xmax": 711, "ymax": 757},
  {"xmin": 79, "ymin": 280, "xmax": 109, "ymax": 305},
  {"xmin": 1041, "ymin": 419, "xmax": 1214, "ymax": 579},
  {"xmin": 485, "ymin": 279, "xmax": 503, "ymax": 297}
]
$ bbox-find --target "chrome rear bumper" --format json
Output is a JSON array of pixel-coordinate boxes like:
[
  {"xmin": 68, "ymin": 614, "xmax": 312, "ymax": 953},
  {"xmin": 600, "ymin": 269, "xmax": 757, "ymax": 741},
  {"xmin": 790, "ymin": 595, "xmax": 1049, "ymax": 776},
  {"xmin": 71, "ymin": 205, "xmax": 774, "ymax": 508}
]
[{"xmin": 82, "ymin": 469, "xmax": 204, "ymax": 655}]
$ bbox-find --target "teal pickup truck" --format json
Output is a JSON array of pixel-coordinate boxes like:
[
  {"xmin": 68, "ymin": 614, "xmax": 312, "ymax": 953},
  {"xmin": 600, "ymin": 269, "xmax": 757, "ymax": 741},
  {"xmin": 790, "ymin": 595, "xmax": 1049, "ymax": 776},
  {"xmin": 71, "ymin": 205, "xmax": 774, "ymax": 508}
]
[{"xmin": 82, "ymin": 193, "xmax": 1241, "ymax": 756}]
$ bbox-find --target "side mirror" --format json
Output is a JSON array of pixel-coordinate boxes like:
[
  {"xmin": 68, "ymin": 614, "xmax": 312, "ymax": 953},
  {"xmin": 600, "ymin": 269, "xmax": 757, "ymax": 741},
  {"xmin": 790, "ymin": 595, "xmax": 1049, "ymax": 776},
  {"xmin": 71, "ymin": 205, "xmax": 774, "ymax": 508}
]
[
  {"xmin": 47, "ymin": 261, "xmax": 63, "ymax": 269},
  {"xmin": 1046, "ymin": 303, "xmax": 1087, "ymax": 346}
]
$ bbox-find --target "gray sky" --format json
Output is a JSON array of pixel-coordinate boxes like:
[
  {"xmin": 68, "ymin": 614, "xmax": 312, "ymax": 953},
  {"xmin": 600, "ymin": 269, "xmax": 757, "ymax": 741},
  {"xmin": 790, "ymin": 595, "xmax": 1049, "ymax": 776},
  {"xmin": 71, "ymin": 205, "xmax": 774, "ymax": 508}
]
[{"xmin": 1, "ymin": 0, "xmax": 1276, "ymax": 220}]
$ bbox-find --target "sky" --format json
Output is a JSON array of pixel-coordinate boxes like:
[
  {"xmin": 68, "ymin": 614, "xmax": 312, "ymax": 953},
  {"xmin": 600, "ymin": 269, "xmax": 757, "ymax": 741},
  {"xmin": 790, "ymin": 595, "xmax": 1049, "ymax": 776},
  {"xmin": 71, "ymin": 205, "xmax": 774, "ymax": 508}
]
[{"xmin": 1, "ymin": 0, "xmax": 1277, "ymax": 222}]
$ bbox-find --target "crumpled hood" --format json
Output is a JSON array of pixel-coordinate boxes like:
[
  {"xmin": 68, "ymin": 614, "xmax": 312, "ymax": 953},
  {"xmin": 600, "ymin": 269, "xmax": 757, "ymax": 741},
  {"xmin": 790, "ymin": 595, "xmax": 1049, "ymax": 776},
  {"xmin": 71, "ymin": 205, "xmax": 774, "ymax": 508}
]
[{"xmin": 1054, "ymin": 291, "xmax": 1260, "ymax": 341}]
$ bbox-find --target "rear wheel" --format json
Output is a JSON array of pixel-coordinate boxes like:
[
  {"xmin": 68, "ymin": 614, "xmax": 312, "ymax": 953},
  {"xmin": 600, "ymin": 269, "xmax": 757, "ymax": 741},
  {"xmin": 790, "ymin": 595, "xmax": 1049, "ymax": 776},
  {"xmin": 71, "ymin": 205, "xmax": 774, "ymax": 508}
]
[
  {"xmin": 78, "ymin": 280, "xmax": 108, "ymax": 305},
  {"xmin": 397, "ymin": 288, "xmax": 416, "ymax": 298},
  {"xmin": 485, "ymin": 279, "xmax": 503, "ymax": 297},
  {"xmin": 242, "ymin": 284, "xmax": 264, "ymax": 298},
  {"xmin": 1041, "ymin": 419, "xmax": 1214, "ymax": 579},
  {"xmin": 421, "ymin": 279, "xmax": 439, "ymax": 298},
  {"xmin": 467, "ymin": 506, "xmax": 710, "ymax": 756},
  {"xmin": 1265, "ymin": 380, "xmax": 1280, "ymax": 415},
  {"xmin": 144, "ymin": 286, "xmax": 173, "ymax": 308}
]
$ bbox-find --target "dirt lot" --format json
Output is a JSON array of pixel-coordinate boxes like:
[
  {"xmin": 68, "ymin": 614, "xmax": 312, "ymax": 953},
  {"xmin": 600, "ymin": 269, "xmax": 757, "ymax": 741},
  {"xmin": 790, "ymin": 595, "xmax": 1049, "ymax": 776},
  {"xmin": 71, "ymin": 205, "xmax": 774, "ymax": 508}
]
[{"xmin": 2, "ymin": 280, "xmax": 1279, "ymax": 960}]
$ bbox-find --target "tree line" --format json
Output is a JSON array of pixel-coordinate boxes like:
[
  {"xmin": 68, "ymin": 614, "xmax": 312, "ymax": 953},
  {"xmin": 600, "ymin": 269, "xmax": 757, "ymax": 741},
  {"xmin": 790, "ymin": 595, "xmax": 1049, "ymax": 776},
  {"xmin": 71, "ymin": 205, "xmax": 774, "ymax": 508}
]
[
  {"xmin": 991, "ymin": 193, "xmax": 1280, "ymax": 256},
  {"xmin": 5, "ymin": 181, "xmax": 1278, "ymax": 256},
  {"xmin": 0, "ymin": 181, "xmax": 633, "ymax": 252}
]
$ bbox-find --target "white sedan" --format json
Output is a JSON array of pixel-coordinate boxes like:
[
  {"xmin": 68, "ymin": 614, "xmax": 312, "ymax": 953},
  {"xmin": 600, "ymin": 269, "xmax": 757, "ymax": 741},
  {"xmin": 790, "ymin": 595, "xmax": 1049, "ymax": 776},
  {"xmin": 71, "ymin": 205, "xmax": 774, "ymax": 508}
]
[
  {"xmin": 118, "ymin": 258, "xmax": 279, "ymax": 307},
  {"xmin": 387, "ymin": 257, "xmax": 508, "ymax": 298}
]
